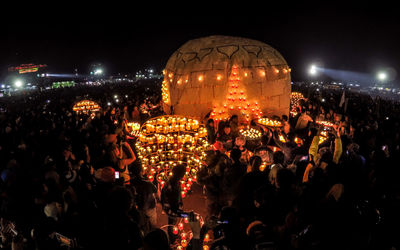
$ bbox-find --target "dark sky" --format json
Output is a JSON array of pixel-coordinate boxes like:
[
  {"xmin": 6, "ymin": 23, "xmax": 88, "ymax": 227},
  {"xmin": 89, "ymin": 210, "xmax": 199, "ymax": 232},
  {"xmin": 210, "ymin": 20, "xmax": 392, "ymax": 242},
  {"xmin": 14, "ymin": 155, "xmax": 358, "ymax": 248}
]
[{"xmin": 1, "ymin": 3, "xmax": 399, "ymax": 82}]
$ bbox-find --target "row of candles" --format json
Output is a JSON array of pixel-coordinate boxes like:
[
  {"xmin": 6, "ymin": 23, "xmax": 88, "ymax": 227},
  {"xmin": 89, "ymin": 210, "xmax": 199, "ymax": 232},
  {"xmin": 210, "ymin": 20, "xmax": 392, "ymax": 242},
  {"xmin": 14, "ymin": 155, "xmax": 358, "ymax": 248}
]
[
  {"xmin": 72, "ymin": 100, "xmax": 101, "ymax": 114},
  {"xmin": 257, "ymin": 117, "xmax": 283, "ymax": 127}
]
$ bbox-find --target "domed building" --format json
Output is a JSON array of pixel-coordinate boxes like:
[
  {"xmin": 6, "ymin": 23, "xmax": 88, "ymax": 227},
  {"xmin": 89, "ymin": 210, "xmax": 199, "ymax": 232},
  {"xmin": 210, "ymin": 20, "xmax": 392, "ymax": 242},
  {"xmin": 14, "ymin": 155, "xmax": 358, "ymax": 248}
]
[{"xmin": 162, "ymin": 35, "xmax": 291, "ymax": 122}]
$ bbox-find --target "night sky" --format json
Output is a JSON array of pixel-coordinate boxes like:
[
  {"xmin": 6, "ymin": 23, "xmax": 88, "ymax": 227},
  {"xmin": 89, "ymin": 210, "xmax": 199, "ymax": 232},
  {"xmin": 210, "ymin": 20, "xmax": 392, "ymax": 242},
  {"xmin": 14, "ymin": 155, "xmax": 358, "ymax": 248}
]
[{"xmin": 1, "ymin": 4, "xmax": 399, "ymax": 83}]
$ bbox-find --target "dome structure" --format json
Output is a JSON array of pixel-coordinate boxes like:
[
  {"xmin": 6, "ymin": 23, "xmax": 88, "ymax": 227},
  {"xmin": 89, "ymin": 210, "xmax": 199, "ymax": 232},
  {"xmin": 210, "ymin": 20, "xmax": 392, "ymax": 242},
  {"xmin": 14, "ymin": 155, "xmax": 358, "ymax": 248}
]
[{"xmin": 162, "ymin": 35, "xmax": 291, "ymax": 121}]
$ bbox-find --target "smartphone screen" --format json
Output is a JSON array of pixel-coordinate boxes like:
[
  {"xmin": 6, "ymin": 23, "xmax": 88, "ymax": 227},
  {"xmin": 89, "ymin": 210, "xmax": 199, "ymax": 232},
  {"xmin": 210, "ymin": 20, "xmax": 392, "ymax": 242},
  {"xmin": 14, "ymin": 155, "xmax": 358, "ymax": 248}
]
[
  {"xmin": 217, "ymin": 220, "xmax": 229, "ymax": 224},
  {"xmin": 179, "ymin": 212, "xmax": 189, "ymax": 218},
  {"xmin": 115, "ymin": 171, "xmax": 120, "ymax": 179},
  {"xmin": 300, "ymin": 155, "xmax": 308, "ymax": 161}
]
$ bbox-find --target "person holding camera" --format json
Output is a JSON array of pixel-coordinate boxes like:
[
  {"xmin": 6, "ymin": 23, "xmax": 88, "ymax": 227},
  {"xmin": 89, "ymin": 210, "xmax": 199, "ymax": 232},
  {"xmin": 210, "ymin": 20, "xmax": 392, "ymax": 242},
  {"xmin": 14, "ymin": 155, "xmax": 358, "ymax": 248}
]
[
  {"xmin": 302, "ymin": 125, "xmax": 342, "ymax": 183},
  {"xmin": 104, "ymin": 126, "xmax": 136, "ymax": 186}
]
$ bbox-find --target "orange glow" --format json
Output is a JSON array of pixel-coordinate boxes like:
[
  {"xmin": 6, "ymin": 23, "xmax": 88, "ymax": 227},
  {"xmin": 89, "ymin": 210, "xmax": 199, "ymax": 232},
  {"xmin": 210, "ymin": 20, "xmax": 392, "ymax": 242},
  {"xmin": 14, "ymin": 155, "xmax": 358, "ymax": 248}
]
[
  {"xmin": 181, "ymin": 232, "xmax": 187, "ymax": 239},
  {"xmin": 198, "ymin": 75, "xmax": 203, "ymax": 81},
  {"xmin": 72, "ymin": 100, "xmax": 101, "ymax": 114},
  {"xmin": 211, "ymin": 65, "xmax": 260, "ymax": 121},
  {"xmin": 181, "ymin": 240, "xmax": 188, "ymax": 248},
  {"xmin": 258, "ymin": 118, "xmax": 282, "ymax": 127},
  {"xmin": 217, "ymin": 75, "xmax": 222, "ymax": 80},
  {"xmin": 316, "ymin": 120, "xmax": 334, "ymax": 127}
]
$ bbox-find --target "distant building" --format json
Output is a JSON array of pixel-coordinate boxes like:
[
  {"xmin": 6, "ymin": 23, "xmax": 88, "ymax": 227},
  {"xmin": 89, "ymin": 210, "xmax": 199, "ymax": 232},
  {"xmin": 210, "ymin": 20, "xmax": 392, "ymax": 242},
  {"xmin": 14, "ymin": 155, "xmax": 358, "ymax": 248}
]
[{"xmin": 135, "ymin": 68, "xmax": 162, "ymax": 80}]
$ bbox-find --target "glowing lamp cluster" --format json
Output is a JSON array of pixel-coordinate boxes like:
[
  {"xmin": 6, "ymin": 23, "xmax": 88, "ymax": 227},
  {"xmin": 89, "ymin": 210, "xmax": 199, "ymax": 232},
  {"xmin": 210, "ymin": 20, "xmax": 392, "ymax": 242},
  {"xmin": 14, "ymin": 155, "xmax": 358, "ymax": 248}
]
[
  {"xmin": 290, "ymin": 92, "xmax": 305, "ymax": 116},
  {"xmin": 210, "ymin": 65, "xmax": 263, "ymax": 121},
  {"xmin": 239, "ymin": 128, "xmax": 262, "ymax": 140},
  {"xmin": 315, "ymin": 120, "xmax": 335, "ymax": 127},
  {"xmin": 125, "ymin": 122, "xmax": 141, "ymax": 137},
  {"xmin": 162, "ymin": 79, "xmax": 170, "ymax": 104},
  {"xmin": 135, "ymin": 115, "xmax": 209, "ymax": 197},
  {"xmin": 72, "ymin": 100, "xmax": 101, "ymax": 115},
  {"xmin": 170, "ymin": 213, "xmax": 208, "ymax": 250},
  {"xmin": 315, "ymin": 120, "xmax": 334, "ymax": 144},
  {"xmin": 257, "ymin": 117, "xmax": 282, "ymax": 127}
]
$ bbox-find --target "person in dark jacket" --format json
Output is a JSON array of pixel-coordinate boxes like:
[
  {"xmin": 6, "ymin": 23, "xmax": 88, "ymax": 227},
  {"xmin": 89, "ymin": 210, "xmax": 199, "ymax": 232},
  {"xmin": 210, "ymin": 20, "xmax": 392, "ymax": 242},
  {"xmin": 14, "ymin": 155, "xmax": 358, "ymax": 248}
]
[
  {"xmin": 206, "ymin": 119, "xmax": 216, "ymax": 144},
  {"xmin": 131, "ymin": 164, "xmax": 158, "ymax": 232},
  {"xmin": 160, "ymin": 164, "xmax": 186, "ymax": 243}
]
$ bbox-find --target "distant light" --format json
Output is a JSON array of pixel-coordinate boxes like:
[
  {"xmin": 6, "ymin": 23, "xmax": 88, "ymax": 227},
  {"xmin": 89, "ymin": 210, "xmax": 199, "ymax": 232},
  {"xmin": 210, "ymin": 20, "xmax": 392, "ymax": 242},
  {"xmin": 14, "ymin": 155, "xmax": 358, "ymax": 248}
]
[
  {"xmin": 114, "ymin": 95, "xmax": 118, "ymax": 99},
  {"xmin": 377, "ymin": 72, "xmax": 387, "ymax": 81},
  {"xmin": 322, "ymin": 98, "xmax": 325, "ymax": 102},
  {"xmin": 309, "ymin": 65, "xmax": 317, "ymax": 75},
  {"xmin": 94, "ymin": 69, "xmax": 103, "ymax": 75},
  {"xmin": 125, "ymin": 95, "xmax": 128, "ymax": 98},
  {"xmin": 14, "ymin": 80, "xmax": 23, "ymax": 88},
  {"xmin": 1, "ymin": 84, "xmax": 5, "ymax": 88},
  {"xmin": 107, "ymin": 102, "xmax": 111, "ymax": 106},
  {"xmin": 115, "ymin": 99, "xmax": 119, "ymax": 103}
]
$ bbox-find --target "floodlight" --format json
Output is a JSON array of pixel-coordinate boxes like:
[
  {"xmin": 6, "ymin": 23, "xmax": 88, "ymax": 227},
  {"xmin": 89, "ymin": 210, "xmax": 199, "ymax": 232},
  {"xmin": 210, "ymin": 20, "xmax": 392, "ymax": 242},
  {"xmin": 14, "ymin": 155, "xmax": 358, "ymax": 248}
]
[
  {"xmin": 377, "ymin": 72, "xmax": 387, "ymax": 81},
  {"xmin": 14, "ymin": 80, "xmax": 23, "ymax": 88},
  {"xmin": 309, "ymin": 65, "xmax": 317, "ymax": 75}
]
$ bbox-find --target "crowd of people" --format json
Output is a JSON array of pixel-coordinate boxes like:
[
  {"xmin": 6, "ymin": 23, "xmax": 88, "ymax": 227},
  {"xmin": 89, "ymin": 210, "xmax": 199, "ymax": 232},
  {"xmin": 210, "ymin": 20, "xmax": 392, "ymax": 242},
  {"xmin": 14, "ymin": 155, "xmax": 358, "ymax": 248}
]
[{"xmin": 0, "ymin": 80, "xmax": 399, "ymax": 249}]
